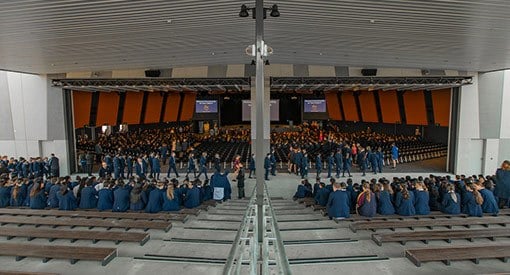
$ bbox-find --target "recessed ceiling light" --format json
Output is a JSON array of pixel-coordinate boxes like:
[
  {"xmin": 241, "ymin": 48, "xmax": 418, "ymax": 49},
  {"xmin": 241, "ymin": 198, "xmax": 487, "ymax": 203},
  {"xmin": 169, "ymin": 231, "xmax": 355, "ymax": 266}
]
[
  {"xmin": 166, "ymin": 19, "xmax": 172, "ymax": 23},
  {"xmin": 51, "ymin": 63, "xmax": 55, "ymax": 66},
  {"xmin": 211, "ymin": 52, "xmax": 215, "ymax": 55},
  {"xmin": 369, "ymin": 19, "xmax": 375, "ymax": 23},
  {"xmin": 319, "ymin": 52, "xmax": 323, "ymax": 56}
]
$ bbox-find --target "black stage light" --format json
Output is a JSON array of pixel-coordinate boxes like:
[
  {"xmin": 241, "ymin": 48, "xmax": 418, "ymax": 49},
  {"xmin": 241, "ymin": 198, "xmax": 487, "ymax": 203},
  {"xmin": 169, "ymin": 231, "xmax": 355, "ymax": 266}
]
[
  {"xmin": 270, "ymin": 4, "xmax": 280, "ymax": 17},
  {"xmin": 239, "ymin": 4, "xmax": 249, "ymax": 17},
  {"xmin": 251, "ymin": 59, "xmax": 256, "ymax": 65},
  {"xmin": 265, "ymin": 60, "xmax": 270, "ymax": 65}
]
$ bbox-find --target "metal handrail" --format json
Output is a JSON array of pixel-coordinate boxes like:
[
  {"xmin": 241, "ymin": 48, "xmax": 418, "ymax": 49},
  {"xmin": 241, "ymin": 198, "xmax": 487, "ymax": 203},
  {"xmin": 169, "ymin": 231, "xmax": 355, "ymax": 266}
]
[
  {"xmin": 222, "ymin": 186, "xmax": 258, "ymax": 275},
  {"xmin": 263, "ymin": 182, "xmax": 292, "ymax": 275}
]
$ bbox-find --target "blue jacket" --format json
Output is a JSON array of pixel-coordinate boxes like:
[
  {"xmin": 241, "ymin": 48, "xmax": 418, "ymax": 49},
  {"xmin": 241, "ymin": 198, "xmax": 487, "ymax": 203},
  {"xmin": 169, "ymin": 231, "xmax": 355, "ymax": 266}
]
[
  {"xmin": 79, "ymin": 186, "xmax": 98, "ymax": 209},
  {"xmin": 29, "ymin": 191, "xmax": 47, "ymax": 209},
  {"xmin": 315, "ymin": 188, "xmax": 331, "ymax": 206},
  {"xmin": 199, "ymin": 156, "xmax": 207, "ymax": 168},
  {"xmin": 413, "ymin": 190, "xmax": 430, "ymax": 215},
  {"xmin": 184, "ymin": 186, "xmax": 201, "ymax": 208},
  {"xmin": 48, "ymin": 184, "xmax": 61, "ymax": 208},
  {"xmin": 462, "ymin": 192, "xmax": 483, "ymax": 217},
  {"xmin": 9, "ymin": 187, "xmax": 23, "ymax": 207},
  {"xmin": 249, "ymin": 157, "xmax": 256, "ymax": 170},
  {"xmin": 495, "ymin": 168, "xmax": 510, "ymax": 199},
  {"xmin": 57, "ymin": 191, "xmax": 77, "ymax": 211},
  {"xmin": 327, "ymin": 190, "xmax": 350, "ymax": 219},
  {"xmin": 97, "ymin": 188, "xmax": 114, "ymax": 211},
  {"xmin": 113, "ymin": 185, "xmax": 132, "ymax": 212},
  {"xmin": 315, "ymin": 156, "xmax": 322, "ymax": 170},
  {"xmin": 441, "ymin": 192, "xmax": 461, "ymax": 215},
  {"xmin": 264, "ymin": 158, "xmax": 271, "ymax": 169},
  {"xmin": 391, "ymin": 145, "xmax": 399, "ymax": 159},
  {"xmin": 152, "ymin": 158, "xmax": 161, "ymax": 173},
  {"xmin": 377, "ymin": 191, "xmax": 395, "ymax": 215},
  {"xmin": 162, "ymin": 189, "xmax": 181, "ymax": 211},
  {"xmin": 395, "ymin": 191, "xmax": 415, "ymax": 216},
  {"xmin": 188, "ymin": 157, "xmax": 196, "ymax": 170},
  {"xmin": 357, "ymin": 192, "xmax": 377, "ymax": 217},
  {"xmin": 0, "ymin": 186, "xmax": 12, "ymax": 207},
  {"xmin": 130, "ymin": 190, "xmax": 148, "ymax": 211},
  {"xmin": 145, "ymin": 188, "xmax": 164, "ymax": 213},
  {"xmin": 203, "ymin": 185, "xmax": 213, "ymax": 201},
  {"xmin": 479, "ymin": 189, "xmax": 499, "ymax": 215},
  {"xmin": 294, "ymin": 185, "xmax": 311, "ymax": 199}
]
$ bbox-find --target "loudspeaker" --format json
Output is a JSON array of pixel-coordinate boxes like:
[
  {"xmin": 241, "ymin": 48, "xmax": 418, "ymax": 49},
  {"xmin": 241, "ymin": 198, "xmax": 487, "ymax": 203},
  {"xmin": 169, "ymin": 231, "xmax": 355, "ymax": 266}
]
[
  {"xmin": 361, "ymin": 69, "xmax": 377, "ymax": 76},
  {"xmin": 145, "ymin": 69, "xmax": 161, "ymax": 77}
]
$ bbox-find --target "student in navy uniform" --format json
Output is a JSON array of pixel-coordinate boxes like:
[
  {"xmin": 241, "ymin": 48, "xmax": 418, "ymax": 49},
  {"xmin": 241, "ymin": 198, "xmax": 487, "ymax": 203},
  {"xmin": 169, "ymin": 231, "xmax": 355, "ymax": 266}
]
[
  {"xmin": 202, "ymin": 180, "xmax": 213, "ymax": 201},
  {"xmin": 327, "ymin": 152, "xmax": 335, "ymax": 179},
  {"xmin": 413, "ymin": 182, "xmax": 430, "ymax": 215},
  {"xmin": 441, "ymin": 184, "xmax": 461, "ymax": 215},
  {"xmin": 197, "ymin": 152, "xmax": 208, "ymax": 181},
  {"xmin": 395, "ymin": 183, "xmax": 415, "ymax": 216},
  {"xmin": 47, "ymin": 180, "xmax": 61, "ymax": 208},
  {"xmin": 49, "ymin": 153, "xmax": 60, "ymax": 177},
  {"xmin": 356, "ymin": 182, "xmax": 377, "ymax": 217},
  {"xmin": 113, "ymin": 155, "xmax": 121, "ymax": 179},
  {"xmin": 326, "ymin": 181, "xmax": 351, "ymax": 219},
  {"xmin": 494, "ymin": 160, "xmax": 510, "ymax": 208},
  {"xmin": 248, "ymin": 154, "xmax": 256, "ymax": 178},
  {"xmin": 376, "ymin": 147, "xmax": 384, "ymax": 174},
  {"xmin": 98, "ymin": 162, "xmax": 111, "ymax": 178},
  {"xmin": 463, "ymin": 183, "xmax": 483, "ymax": 217},
  {"xmin": 167, "ymin": 152, "xmax": 179, "ymax": 178},
  {"xmin": 476, "ymin": 182, "xmax": 499, "ymax": 215},
  {"xmin": 184, "ymin": 182, "xmax": 201, "ymax": 208},
  {"xmin": 113, "ymin": 181, "xmax": 132, "ymax": 212},
  {"xmin": 301, "ymin": 153, "xmax": 309, "ymax": 179},
  {"xmin": 57, "ymin": 185, "xmax": 77, "ymax": 211},
  {"xmin": 9, "ymin": 181, "xmax": 24, "ymax": 207},
  {"xmin": 145, "ymin": 182, "xmax": 165, "ymax": 213},
  {"xmin": 163, "ymin": 183, "xmax": 181, "ymax": 211},
  {"xmin": 237, "ymin": 165, "xmax": 246, "ymax": 199},
  {"xmin": 375, "ymin": 182, "xmax": 395, "ymax": 215},
  {"xmin": 160, "ymin": 144, "xmax": 169, "ymax": 165},
  {"xmin": 130, "ymin": 182, "xmax": 148, "ymax": 211},
  {"xmin": 29, "ymin": 179, "xmax": 47, "ymax": 209},
  {"xmin": 357, "ymin": 147, "xmax": 367, "ymax": 177},
  {"xmin": 119, "ymin": 156, "xmax": 126, "ymax": 179},
  {"xmin": 391, "ymin": 143, "xmax": 399, "ymax": 169},
  {"xmin": 293, "ymin": 180, "xmax": 312, "ymax": 200},
  {"xmin": 186, "ymin": 153, "xmax": 197, "ymax": 179},
  {"xmin": 270, "ymin": 149, "xmax": 277, "ymax": 176},
  {"xmin": 315, "ymin": 153, "xmax": 322, "ymax": 178},
  {"xmin": 152, "ymin": 155, "xmax": 161, "ymax": 180},
  {"xmin": 86, "ymin": 152, "xmax": 94, "ymax": 176},
  {"xmin": 79, "ymin": 179, "xmax": 98, "ymax": 209},
  {"xmin": 367, "ymin": 147, "xmax": 378, "ymax": 175},
  {"xmin": 313, "ymin": 177, "xmax": 321, "ymax": 197},
  {"xmin": 295, "ymin": 149, "xmax": 303, "ymax": 176},
  {"xmin": 97, "ymin": 181, "xmax": 115, "ymax": 211},
  {"xmin": 314, "ymin": 182, "xmax": 331, "ymax": 206},
  {"xmin": 342, "ymin": 144, "xmax": 352, "ymax": 177},
  {"xmin": 0, "ymin": 180, "xmax": 12, "ymax": 207},
  {"xmin": 212, "ymin": 153, "xmax": 221, "ymax": 173},
  {"xmin": 126, "ymin": 156, "xmax": 134, "ymax": 178},
  {"xmin": 264, "ymin": 154, "xmax": 271, "ymax": 181},
  {"xmin": 334, "ymin": 149, "xmax": 343, "ymax": 178}
]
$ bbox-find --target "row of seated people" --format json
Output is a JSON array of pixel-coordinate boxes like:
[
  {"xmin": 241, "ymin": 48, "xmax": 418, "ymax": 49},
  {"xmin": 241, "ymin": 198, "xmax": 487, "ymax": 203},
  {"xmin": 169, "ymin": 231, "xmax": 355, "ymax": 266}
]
[
  {"xmin": 0, "ymin": 171, "xmax": 232, "ymax": 212},
  {"xmin": 294, "ymin": 171, "xmax": 510, "ymax": 219}
]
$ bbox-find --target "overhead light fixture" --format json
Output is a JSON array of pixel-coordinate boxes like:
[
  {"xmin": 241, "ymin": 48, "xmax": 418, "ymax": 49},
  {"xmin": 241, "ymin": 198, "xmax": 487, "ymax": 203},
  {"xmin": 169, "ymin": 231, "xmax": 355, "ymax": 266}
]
[
  {"xmin": 270, "ymin": 4, "xmax": 280, "ymax": 17},
  {"xmin": 239, "ymin": 4, "xmax": 249, "ymax": 17},
  {"xmin": 265, "ymin": 60, "xmax": 270, "ymax": 65},
  {"xmin": 251, "ymin": 59, "xmax": 256, "ymax": 65}
]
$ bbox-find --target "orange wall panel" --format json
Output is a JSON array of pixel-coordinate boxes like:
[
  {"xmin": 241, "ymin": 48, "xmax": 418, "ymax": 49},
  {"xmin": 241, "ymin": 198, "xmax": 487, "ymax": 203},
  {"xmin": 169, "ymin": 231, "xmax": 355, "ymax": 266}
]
[
  {"xmin": 144, "ymin": 92, "xmax": 164, "ymax": 124},
  {"xmin": 95, "ymin": 92, "xmax": 119, "ymax": 126},
  {"xmin": 122, "ymin": 92, "xmax": 144, "ymax": 124},
  {"xmin": 404, "ymin": 91, "xmax": 427, "ymax": 125},
  {"xmin": 72, "ymin": 91, "xmax": 92, "ymax": 128},
  {"xmin": 359, "ymin": 91, "xmax": 378, "ymax": 123},
  {"xmin": 325, "ymin": 92, "xmax": 341, "ymax": 120},
  {"xmin": 163, "ymin": 93, "xmax": 181, "ymax": 122},
  {"xmin": 379, "ymin": 91, "xmax": 401, "ymax": 123},
  {"xmin": 432, "ymin": 88, "xmax": 451, "ymax": 126},
  {"xmin": 341, "ymin": 91, "xmax": 359, "ymax": 122},
  {"xmin": 180, "ymin": 93, "xmax": 197, "ymax": 121}
]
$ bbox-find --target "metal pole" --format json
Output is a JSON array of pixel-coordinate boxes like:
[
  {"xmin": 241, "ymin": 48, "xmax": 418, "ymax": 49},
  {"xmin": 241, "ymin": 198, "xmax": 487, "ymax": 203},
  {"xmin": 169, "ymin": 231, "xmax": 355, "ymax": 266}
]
[{"xmin": 254, "ymin": 0, "xmax": 265, "ymax": 244}]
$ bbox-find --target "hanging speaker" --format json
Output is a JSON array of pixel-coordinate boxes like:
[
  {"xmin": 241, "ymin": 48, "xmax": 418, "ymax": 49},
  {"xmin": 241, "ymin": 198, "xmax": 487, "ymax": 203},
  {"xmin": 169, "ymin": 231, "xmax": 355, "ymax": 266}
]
[
  {"xmin": 145, "ymin": 69, "xmax": 161, "ymax": 77},
  {"xmin": 361, "ymin": 69, "xmax": 377, "ymax": 76}
]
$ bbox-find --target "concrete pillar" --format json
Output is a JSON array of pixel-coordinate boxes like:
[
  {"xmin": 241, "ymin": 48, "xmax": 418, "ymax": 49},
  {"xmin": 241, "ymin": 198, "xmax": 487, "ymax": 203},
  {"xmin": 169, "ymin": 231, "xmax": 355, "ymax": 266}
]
[{"xmin": 250, "ymin": 76, "xmax": 271, "ymax": 155}]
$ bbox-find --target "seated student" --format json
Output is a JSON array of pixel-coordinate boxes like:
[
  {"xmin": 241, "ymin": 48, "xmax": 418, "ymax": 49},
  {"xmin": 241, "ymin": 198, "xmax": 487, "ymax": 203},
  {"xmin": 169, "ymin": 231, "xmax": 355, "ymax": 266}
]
[
  {"xmin": 314, "ymin": 182, "xmax": 331, "ymax": 207},
  {"xmin": 162, "ymin": 183, "xmax": 181, "ymax": 211},
  {"xmin": 29, "ymin": 179, "xmax": 47, "ymax": 209},
  {"xmin": 349, "ymin": 182, "xmax": 360, "ymax": 213},
  {"xmin": 130, "ymin": 181, "xmax": 148, "ymax": 211},
  {"xmin": 202, "ymin": 179, "xmax": 213, "ymax": 201},
  {"xmin": 395, "ymin": 183, "xmax": 415, "ymax": 216},
  {"xmin": 426, "ymin": 180, "xmax": 441, "ymax": 211},
  {"xmin": 463, "ymin": 183, "xmax": 483, "ymax": 217},
  {"xmin": 441, "ymin": 184, "xmax": 461, "ymax": 215},
  {"xmin": 356, "ymin": 182, "xmax": 377, "ymax": 217},
  {"xmin": 375, "ymin": 182, "xmax": 395, "ymax": 215},
  {"xmin": 0, "ymin": 180, "xmax": 12, "ymax": 208},
  {"xmin": 145, "ymin": 182, "xmax": 165, "ymax": 213},
  {"xmin": 184, "ymin": 181, "xmax": 201, "ymax": 209},
  {"xmin": 293, "ymin": 180, "xmax": 312, "ymax": 200},
  {"xmin": 113, "ymin": 180, "xmax": 132, "ymax": 212},
  {"xmin": 313, "ymin": 177, "xmax": 322, "ymax": 197},
  {"xmin": 79, "ymin": 179, "xmax": 98, "ymax": 209},
  {"xmin": 476, "ymin": 182, "xmax": 499, "ymax": 215},
  {"xmin": 57, "ymin": 185, "xmax": 77, "ymax": 211},
  {"xmin": 413, "ymin": 182, "xmax": 430, "ymax": 215},
  {"xmin": 97, "ymin": 181, "xmax": 115, "ymax": 211},
  {"xmin": 326, "ymin": 181, "xmax": 351, "ymax": 219},
  {"xmin": 47, "ymin": 179, "xmax": 61, "ymax": 208},
  {"xmin": 9, "ymin": 180, "xmax": 24, "ymax": 207}
]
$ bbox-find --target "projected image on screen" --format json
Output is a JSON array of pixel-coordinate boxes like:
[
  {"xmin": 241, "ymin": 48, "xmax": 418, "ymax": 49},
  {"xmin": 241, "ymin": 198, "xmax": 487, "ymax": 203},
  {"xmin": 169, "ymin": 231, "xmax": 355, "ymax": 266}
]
[
  {"xmin": 242, "ymin": 100, "xmax": 279, "ymax": 121},
  {"xmin": 195, "ymin": 100, "xmax": 218, "ymax": 113},
  {"xmin": 304, "ymin": 99, "xmax": 326, "ymax": 113}
]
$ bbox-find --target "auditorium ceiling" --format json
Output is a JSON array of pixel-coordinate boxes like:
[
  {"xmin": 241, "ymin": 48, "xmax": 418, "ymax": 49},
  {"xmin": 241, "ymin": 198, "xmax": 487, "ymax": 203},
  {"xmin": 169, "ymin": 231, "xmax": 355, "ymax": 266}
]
[{"xmin": 1, "ymin": 0, "xmax": 509, "ymax": 74}]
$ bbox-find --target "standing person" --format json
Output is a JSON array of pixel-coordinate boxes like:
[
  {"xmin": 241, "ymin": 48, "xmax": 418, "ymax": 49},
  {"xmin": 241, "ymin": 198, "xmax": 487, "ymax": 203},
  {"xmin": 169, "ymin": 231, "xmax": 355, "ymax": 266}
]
[
  {"xmin": 79, "ymin": 153, "xmax": 87, "ymax": 174},
  {"xmin": 248, "ymin": 154, "xmax": 255, "ymax": 179},
  {"xmin": 494, "ymin": 160, "xmax": 510, "ymax": 208},
  {"xmin": 113, "ymin": 154, "xmax": 121, "ymax": 179},
  {"xmin": 334, "ymin": 149, "xmax": 343, "ymax": 178},
  {"xmin": 85, "ymin": 152, "xmax": 94, "ymax": 176},
  {"xmin": 357, "ymin": 147, "xmax": 367, "ymax": 177},
  {"xmin": 167, "ymin": 151, "xmax": 179, "ymax": 178},
  {"xmin": 376, "ymin": 147, "xmax": 384, "ymax": 174},
  {"xmin": 213, "ymin": 153, "xmax": 221, "ymax": 173},
  {"xmin": 152, "ymin": 155, "xmax": 161, "ymax": 180},
  {"xmin": 186, "ymin": 153, "xmax": 197, "ymax": 179},
  {"xmin": 326, "ymin": 181, "xmax": 351, "ymax": 219},
  {"xmin": 264, "ymin": 153, "xmax": 271, "ymax": 181},
  {"xmin": 237, "ymin": 164, "xmax": 245, "ymax": 199},
  {"xmin": 391, "ymin": 142, "xmax": 399, "ymax": 169},
  {"xmin": 315, "ymin": 153, "xmax": 322, "ymax": 178},
  {"xmin": 270, "ymin": 149, "xmax": 277, "ymax": 176},
  {"xmin": 197, "ymin": 152, "xmax": 208, "ymax": 181},
  {"xmin": 356, "ymin": 182, "xmax": 377, "ymax": 217},
  {"xmin": 160, "ymin": 143, "xmax": 169, "ymax": 165},
  {"xmin": 368, "ymin": 147, "xmax": 378, "ymax": 175},
  {"xmin": 327, "ymin": 152, "xmax": 335, "ymax": 179},
  {"xmin": 342, "ymin": 144, "xmax": 352, "ymax": 177},
  {"xmin": 301, "ymin": 152, "xmax": 309, "ymax": 179},
  {"xmin": 49, "ymin": 153, "xmax": 59, "ymax": 178},
  {"xmin": 126, "ymin": 156, "xmax": 134, "ymax": 178}
]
